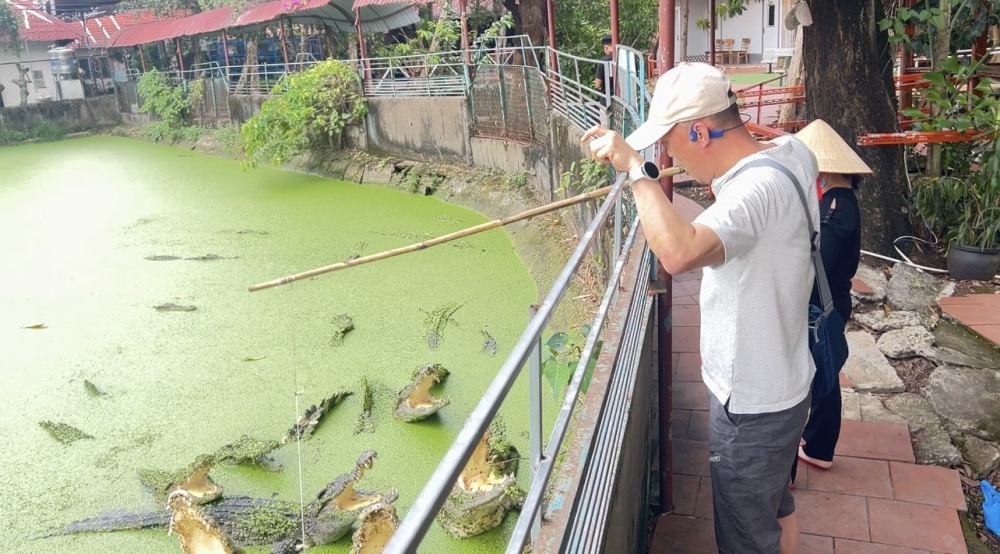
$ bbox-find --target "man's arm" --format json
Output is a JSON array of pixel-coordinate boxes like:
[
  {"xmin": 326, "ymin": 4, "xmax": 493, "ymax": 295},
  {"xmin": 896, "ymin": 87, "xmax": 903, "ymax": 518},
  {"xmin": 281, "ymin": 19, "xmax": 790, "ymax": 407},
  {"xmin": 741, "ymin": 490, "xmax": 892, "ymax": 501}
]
[
  {"xmin": 582, "ymin": 126, "xmax": 725, "ymax": 274},
  {"xmin": 629, "ymin": 179, "xmax": 726, "ymax": 274}
]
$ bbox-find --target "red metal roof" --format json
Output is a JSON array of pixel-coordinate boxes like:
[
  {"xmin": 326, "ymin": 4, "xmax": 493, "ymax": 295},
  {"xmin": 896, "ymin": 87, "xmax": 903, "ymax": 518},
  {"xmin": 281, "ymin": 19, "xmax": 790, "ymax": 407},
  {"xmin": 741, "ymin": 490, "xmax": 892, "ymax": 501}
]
[
  {"xmin": 232, "ymin": 0, "xmax": 332, "ymax": 27},
  {"xmin": 108, "ymin": 6, "xmax": 232, "ymax": 47},
  {"xmin": 74, "ymin": 10, "xmax": 175, "ymax": 48},
  {"xmin": 105, "ymin": 0, "xmax": 420, "ymax": 47},
  {"xmin": 3, "ymin": 0, "xmax": 87, "ymax": 42}
]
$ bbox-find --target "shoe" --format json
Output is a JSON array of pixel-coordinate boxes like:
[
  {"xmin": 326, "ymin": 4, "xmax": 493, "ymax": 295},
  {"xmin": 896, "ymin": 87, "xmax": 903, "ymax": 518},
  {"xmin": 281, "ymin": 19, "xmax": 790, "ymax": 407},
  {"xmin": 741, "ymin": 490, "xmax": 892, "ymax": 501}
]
[{"xmin": 797, "ymin": 446, "xmax": 833, "ymax": 470}]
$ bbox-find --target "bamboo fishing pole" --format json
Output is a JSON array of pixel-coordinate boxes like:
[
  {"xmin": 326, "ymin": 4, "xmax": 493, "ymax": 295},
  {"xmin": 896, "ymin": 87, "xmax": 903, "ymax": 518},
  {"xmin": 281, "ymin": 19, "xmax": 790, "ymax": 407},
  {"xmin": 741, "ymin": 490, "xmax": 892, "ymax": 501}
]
[{"xmin": 248, "ymin": 166, "xmax": 684, "ymax": 292}]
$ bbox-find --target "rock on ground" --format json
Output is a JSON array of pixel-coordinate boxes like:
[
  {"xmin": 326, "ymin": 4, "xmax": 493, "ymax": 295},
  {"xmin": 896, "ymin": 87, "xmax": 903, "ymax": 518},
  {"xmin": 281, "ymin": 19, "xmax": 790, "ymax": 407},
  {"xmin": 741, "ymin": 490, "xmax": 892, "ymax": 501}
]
[
  {"xmin": 852, "ymin": 265, "xmax": 888, "ymax": 302},
  {"xmin": 842, "ymin": 331, "xmax": 905, "ymax": 393},
  {"xmin": 885, "ymin": 262, "xmax": 955, "ymax": 312},
  {"xmin": 853, "ymin": 309, "xmax": 924, "ymax": 332},
  {"xmin": 858, "ymin": 393, "xmax": 908, "ymax": 425},
  {"xmin": 958, "ymin": 435, "xmax": 1000, "ymax": 479},
  {"xmin": 926, "ymin": 365, "xmax": 1000, "ymax": 441},
  {"xmin": 877, "ymin": 326, "xmax": 936, "ymax": 358},
  {"xmin": 885, "ymin": 393, "xmax": 963, "ymax": 467},
  {"xmin": 917, "ymin": 346, "xmax": 996, "ymax": 368},
  {"xmin": 842, "ymin": 389, "xmax": 861, "ymax": 421}
]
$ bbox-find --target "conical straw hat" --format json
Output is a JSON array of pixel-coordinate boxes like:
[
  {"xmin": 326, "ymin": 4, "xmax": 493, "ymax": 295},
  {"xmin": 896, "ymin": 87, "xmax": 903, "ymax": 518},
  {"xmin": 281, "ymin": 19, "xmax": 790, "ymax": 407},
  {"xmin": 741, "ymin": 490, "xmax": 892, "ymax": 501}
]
[{"xmin": 795, "ymin": 119, "xmax": 873, "ymax": 174}]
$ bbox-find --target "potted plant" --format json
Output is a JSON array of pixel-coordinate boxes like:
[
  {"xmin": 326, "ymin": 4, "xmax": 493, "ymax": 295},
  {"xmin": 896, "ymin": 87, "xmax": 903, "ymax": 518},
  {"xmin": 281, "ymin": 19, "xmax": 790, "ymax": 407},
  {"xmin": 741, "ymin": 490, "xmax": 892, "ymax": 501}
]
[
  {"xmin": 947, "ymin": 118, "xmax": 1000, "ymax": 281},
  {"xmin": 905, "ymin": 57, "xmax": 1000, "ymax": 281}
]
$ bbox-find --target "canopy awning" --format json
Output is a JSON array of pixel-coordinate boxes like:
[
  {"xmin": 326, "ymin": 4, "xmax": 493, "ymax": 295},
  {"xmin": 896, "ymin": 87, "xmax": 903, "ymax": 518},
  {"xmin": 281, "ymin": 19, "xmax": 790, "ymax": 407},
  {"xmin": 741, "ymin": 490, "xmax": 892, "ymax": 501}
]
[{"xmin": 106, "ymin": 0, "xmax": 419, "ymax": 48}]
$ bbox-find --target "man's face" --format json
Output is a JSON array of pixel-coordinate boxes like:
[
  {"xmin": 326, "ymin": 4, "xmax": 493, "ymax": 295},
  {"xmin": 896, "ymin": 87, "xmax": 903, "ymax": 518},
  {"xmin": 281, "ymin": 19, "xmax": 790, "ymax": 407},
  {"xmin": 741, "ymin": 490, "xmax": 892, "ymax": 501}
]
[
  {"xmin": 603, "ymin": 44, "xmax": 613, "ymax": 55},
  {"xmin": 660, "ymin": 123, "xmax": 710, "ymax": 185}
]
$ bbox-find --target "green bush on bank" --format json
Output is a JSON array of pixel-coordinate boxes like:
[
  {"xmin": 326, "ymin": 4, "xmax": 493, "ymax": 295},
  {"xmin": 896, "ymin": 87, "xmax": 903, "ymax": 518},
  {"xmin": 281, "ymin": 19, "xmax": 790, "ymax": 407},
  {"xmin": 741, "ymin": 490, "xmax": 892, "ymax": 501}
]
[{"xmin": 240, "ymin": 59, "xmax": 368, "ymax": 170}]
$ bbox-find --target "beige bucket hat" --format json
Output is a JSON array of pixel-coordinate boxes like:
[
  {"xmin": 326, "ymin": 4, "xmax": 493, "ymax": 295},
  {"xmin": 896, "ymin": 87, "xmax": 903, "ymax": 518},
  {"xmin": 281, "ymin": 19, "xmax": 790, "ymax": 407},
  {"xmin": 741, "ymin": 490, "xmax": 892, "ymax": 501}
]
[{"xmin": 795, "ymin": 119, "xmax": 873, "ymax": 175}]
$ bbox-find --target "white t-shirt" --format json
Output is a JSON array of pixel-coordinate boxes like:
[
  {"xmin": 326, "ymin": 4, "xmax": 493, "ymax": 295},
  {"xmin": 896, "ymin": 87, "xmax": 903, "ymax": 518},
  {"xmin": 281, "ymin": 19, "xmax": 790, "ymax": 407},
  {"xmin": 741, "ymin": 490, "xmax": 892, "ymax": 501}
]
[{"xmin": 692, "ymin": 135, "xmax": 820, "ymax": 414}]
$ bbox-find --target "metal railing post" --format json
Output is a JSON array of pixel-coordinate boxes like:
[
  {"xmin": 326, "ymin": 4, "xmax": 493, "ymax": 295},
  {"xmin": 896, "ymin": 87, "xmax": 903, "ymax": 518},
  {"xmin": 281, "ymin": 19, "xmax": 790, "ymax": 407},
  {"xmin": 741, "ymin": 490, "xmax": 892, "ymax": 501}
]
[{"xmin": 528, "ymin": 304, "xmax": 543, "ymax": 543}]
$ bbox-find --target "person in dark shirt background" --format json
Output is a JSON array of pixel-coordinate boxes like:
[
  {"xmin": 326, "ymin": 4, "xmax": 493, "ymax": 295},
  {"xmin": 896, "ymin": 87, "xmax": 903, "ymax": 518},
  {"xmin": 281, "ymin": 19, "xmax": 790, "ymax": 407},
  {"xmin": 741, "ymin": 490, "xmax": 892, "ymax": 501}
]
[
  {"xmin": 594, "ymin": 34, "xmax": 614, "ymax": 106},
  {"xmin": 790, "ymin": 119, "xmax": 870, "ymax": 486}
]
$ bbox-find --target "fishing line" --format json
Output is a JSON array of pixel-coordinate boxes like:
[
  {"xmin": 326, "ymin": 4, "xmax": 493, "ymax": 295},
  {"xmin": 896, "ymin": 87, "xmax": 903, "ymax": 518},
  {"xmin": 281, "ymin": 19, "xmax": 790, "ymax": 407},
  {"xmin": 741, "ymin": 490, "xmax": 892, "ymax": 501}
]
[{"xmin": 288, "ymin": 280, "xmax": 308, "ymax": 549}]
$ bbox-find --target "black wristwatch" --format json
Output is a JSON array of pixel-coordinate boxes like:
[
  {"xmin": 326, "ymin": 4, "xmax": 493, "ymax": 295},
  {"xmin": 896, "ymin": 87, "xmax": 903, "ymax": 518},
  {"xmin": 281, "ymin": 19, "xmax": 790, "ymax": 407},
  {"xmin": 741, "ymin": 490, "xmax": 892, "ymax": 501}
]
[{"xmin": 627, "ymin": 161, "xmax": 660, "ymax": 185}]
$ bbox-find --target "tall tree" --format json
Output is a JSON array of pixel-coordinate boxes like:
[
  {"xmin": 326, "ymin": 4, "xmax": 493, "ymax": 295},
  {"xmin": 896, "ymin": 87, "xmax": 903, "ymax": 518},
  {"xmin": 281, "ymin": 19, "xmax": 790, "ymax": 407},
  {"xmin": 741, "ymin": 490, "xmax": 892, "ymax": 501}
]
[{"xmin": 803, "ymin": 0, "xmax": 912, "ymax": 254}]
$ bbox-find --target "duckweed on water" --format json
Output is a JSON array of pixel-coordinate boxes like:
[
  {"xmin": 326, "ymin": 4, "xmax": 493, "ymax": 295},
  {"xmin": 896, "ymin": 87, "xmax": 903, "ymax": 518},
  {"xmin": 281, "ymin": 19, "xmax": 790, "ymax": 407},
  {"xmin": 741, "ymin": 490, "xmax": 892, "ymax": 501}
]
[
  {"xmin": 2, "ymin": 137, "xmax": 553, "ymax": 554},
  {"xmin": 231, "ymin": 505, "xmax": 300, "ymax": 544}
]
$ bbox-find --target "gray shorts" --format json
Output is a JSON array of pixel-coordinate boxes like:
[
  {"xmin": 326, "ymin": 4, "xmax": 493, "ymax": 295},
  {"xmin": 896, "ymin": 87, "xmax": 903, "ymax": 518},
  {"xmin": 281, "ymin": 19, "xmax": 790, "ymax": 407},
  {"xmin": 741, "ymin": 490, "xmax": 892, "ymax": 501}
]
[{"xmin": 708, "ymin": 392, "xmax": 809, "ymax": 554}]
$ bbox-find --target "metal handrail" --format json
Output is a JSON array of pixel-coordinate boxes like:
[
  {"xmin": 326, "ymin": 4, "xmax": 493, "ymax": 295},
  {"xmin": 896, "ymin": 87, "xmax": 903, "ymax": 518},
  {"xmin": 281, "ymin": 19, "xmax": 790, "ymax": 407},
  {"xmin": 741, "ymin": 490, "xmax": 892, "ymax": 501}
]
[
  {"xmin": 384, "ymin": 172, "xmax": 631, "ymax": 553},
  {"xmin": 507, "ymin": 202, "xmax": 643, "ymax": 553}
]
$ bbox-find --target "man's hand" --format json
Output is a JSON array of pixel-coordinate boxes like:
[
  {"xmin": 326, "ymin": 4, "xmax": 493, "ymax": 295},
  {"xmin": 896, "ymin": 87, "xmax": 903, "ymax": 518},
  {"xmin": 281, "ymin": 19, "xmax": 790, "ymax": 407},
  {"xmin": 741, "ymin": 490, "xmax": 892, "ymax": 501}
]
[{"xmin": 582, "ymin": 125, "xmax": 645, "ymax": 174}]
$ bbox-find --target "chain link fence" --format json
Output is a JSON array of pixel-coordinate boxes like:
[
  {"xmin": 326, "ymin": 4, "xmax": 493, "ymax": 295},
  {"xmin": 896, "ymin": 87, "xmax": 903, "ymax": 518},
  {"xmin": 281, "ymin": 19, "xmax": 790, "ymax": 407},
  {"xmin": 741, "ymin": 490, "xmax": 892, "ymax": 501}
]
[
  {"xmin": 0, "ymin": 57, "xmax": 116, "ymax": 109},
  {"xmin": 469, "ymin": 64, "xmax": 548, "ymax": 144}
]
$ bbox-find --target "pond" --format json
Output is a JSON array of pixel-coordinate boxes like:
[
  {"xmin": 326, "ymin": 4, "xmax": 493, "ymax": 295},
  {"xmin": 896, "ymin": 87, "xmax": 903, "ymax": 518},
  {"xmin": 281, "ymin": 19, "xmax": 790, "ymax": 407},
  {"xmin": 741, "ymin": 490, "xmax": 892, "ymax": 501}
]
[{"xmin": 0, "ymin": 136, "xmax": 556, "ymax": 553}]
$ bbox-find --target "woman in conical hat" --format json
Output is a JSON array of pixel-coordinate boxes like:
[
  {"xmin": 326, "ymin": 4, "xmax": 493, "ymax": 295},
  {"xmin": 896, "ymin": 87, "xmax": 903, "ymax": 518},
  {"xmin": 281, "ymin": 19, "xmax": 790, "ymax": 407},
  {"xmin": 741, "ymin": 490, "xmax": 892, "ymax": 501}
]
[{"xmin": 790, "ymin": 119, "xmax": 872, "ymax": 485}]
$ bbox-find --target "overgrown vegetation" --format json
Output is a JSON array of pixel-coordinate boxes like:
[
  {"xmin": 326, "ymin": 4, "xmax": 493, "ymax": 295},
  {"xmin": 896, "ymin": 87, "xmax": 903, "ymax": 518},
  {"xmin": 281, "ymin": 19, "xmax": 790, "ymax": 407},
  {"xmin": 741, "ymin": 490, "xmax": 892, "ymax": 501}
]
[
  {"xmin": 240, "ymin": 60, "xmax": 368, "ymax": 169},
  {"xmin": 559, "ymin": 158, "xmax": 608, "ymax": 195},
  {"xmin": 0, "ymin": 1, "xmax": 22, "ymax": 56},
  {"xmin": 0, "ymin": 121, "xmax": 91, "ymax": 146},
  {"xmin": 135, "ymin": 69, "xmax": 209, "ymax": 143}
]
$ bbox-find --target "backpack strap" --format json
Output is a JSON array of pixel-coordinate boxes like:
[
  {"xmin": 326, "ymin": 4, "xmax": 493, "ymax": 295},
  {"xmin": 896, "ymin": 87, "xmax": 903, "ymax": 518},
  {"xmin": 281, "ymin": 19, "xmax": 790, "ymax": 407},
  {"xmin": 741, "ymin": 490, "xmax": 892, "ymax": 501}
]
[{"xmin": 730, "ymin": 157, "xmax": 834, "ymax": 313}]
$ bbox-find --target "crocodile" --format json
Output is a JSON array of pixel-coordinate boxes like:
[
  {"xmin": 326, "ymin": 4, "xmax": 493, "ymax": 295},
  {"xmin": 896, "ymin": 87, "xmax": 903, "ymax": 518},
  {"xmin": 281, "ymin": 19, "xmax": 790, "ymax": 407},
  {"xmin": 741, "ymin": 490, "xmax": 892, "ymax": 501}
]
[
  {"xmin": 155, "ymin": 303, "xmax": 197, "ymax": 312},
  {"xmin": 137, "ymin": 454, "xmax": 223, "ymax": 505},
  {"xmin": 394, "ymin": 363, "xmax": 450, "ymax": 422},
  {"xmin": 51, "ymin": 450, "xmax": 398, "ymax": 552},
  {"xmin": 331, "ymin": 314, "xmax": 355, "ymax": 347},
  {"xmin": 167, "ymin": 490, "xmax": 243, "ymax": 554},
  {"xmin": 437, "ymin": 420, "xmax": 524, "ymax": 539},
  {"xmin": 282, "ymin": 390, "xmax": 353, "ymax": 444},
  {"xmin": 350, "ymin": 501, "xmax": 398, "ymax": 554}
]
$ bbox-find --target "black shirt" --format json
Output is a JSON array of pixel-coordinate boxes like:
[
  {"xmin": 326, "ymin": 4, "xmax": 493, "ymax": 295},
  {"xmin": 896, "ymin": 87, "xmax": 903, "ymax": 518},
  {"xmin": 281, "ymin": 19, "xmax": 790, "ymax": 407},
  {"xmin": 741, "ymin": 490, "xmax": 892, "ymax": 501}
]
[
  {"xmin": 595, "ymin": 53, "xmax": 614, "ymax": 103},
  {"xmin": 810, "ymin": 186, "xmax": 861, "ymax": 322}
]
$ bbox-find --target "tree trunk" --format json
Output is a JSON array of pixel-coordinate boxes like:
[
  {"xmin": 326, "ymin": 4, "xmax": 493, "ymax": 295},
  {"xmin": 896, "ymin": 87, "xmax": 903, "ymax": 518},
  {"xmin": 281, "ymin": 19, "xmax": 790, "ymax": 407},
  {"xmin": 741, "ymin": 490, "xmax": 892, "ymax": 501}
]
[
  {"xmin": 680, "ymin": 0, "xmax": 689, "ymax": 62},
  {"xmin": 235, "ymin": 39, "xmax": 260, "ymax": 94},
  {"xmin": 804, "ymin": 0, "xmax": 912, "ymax": 255},
  {"xmin": 778, "ymin": 28, "xmax": 805, "ymax": 124},
  {"xmin": 927, "ymin": 0, "xmax": 951, "ymax": 178}
]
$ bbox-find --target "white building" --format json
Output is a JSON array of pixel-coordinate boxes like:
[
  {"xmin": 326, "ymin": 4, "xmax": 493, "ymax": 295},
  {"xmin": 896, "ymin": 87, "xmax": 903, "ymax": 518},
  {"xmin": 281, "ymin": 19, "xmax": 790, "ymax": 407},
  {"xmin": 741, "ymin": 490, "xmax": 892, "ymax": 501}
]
[
  {"xmin": 0, "ymin": 0, "xmax": 88, "ymax": 106},
  {"xmin": 674, "ymin": 0, "xmax": 796, "ymax": 63}
]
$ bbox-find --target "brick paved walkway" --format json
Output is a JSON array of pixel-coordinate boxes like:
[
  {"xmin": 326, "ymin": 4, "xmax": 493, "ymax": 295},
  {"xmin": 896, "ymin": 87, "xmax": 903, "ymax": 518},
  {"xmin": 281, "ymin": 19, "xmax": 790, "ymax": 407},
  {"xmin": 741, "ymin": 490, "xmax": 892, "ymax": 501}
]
[
  {"xmin": 938, "ymin": 294, "xmax": 1000, "ymax": 346},
  {"xmin": 650, "ymin": 196, "xmax": 970, "ymax": 554}
]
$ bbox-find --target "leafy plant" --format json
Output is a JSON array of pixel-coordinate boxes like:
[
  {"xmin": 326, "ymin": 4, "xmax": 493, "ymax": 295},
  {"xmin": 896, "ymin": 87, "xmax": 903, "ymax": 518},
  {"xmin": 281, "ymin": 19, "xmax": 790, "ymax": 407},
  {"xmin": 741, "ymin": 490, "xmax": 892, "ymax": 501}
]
[
  {"xmin": 136, "ymin": 69, "xmax": 192, "ymax": 129},
  {"xmin": 0, "ymin": 1, "xmax": 22, "ymax": 56},
  {"xmin": 541, "ymin": 324, "xmax": 603, "ymax": 399},
  {"xmin": 240, "ymin": 59, "xmax": 368, "ymax": 169},
  {"xmin": 905, "ymin": 56, "xmax": 1000, "ymax": 250},
  {"xmin": 559, "ymin": 158, "xmax": 608, "ymax": 195}
]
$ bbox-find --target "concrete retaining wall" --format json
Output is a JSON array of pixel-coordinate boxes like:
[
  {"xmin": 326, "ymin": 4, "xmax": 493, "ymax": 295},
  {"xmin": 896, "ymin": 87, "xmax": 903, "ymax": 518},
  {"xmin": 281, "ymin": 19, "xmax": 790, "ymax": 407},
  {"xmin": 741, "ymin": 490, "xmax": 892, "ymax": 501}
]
[
  {"xmin": 227, "ymin": 94, "xmax": 268, "ymax": 126},
  {"xmin": 365, "ymin": 96, "xmax": 471, "ymax": 164},
  {"xmin": 0, "ymin": 96, "xmax": 119, "ymax": 131}
]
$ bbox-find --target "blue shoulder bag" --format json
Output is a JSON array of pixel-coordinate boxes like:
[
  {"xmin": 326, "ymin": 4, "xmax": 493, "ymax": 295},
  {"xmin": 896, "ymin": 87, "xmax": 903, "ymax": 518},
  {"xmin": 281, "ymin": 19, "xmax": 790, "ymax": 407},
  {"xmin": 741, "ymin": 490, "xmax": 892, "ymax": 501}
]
[{"xmin": 734, "ymin": 158, "xmax": 850, "ymax": 401}]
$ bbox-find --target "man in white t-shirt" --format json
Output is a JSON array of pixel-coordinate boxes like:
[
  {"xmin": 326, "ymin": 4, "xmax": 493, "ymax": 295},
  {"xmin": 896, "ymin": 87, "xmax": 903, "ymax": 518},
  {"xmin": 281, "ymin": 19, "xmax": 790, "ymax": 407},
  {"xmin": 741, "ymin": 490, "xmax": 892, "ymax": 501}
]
[{"xmin": 583, "ymin": 62, "xmax": 819, "ymax": 553}]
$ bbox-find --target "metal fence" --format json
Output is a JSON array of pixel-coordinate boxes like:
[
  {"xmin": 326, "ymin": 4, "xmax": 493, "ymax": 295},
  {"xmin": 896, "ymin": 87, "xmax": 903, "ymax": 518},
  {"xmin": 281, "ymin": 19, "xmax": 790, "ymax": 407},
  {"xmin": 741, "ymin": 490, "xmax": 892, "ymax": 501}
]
[
  {"xmin": 0, "ymin": 57, "xmax": 114, "ymax": 108},
  {"xmin": 380, "ymin": 40, "xmax": 654, "ymax": 554},
  {"xmin": 469, "ymin": 64, "xmax": 548, "ymax": 143},
  {"xmin": 363, "ymin": 51, "xmax": 468, "ymax": 97}
]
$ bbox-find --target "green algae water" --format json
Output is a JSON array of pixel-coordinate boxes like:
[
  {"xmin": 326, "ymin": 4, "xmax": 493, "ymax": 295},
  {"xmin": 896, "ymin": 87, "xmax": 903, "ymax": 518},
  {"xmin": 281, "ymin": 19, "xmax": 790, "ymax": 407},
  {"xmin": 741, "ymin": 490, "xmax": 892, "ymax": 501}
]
[{"xmin": 0, "ymin": 136, "xmax": 556, "ymax": 553}]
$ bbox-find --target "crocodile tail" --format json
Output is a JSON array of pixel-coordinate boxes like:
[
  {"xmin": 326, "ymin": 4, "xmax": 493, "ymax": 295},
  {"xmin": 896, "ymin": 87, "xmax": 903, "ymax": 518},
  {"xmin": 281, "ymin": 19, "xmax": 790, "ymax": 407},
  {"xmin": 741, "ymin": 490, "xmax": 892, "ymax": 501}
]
[{"xmin": 45, "ymin": 508, "xmax": 171, "ymax": 537}]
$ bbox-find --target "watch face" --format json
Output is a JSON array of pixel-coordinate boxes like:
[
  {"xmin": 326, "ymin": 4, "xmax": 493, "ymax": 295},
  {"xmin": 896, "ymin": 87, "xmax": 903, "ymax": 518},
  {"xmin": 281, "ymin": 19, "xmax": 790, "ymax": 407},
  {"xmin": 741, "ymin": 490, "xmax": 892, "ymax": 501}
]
[{"xmin": 644, "ymin": 161, "xmax": 659, "ymax": 178}]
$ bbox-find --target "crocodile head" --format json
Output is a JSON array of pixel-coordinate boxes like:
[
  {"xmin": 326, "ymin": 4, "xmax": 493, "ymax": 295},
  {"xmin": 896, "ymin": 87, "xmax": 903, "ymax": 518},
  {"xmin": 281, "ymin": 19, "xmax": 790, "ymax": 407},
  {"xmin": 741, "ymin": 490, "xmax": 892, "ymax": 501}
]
[
  {"xmin": 393, "ymin": 363, "xmax": 450, "ymax": 422},
  {"xmin": 437, "ymin": 421, "xmax": 524, "ymax": 539},
  {"xmin": 302, "ymin": 450, "xmax": 399, "ymax": 546},
  {"xmin": 349, "ymin": 501, "xmax": 399, "ymax": 554},
  {"xmin": 139, "ymin": 454, "xmax": 223, "ymax": 505},
  {"xmin": 167, "ymin": 490, "xmax": 243, "ymax": 554}
]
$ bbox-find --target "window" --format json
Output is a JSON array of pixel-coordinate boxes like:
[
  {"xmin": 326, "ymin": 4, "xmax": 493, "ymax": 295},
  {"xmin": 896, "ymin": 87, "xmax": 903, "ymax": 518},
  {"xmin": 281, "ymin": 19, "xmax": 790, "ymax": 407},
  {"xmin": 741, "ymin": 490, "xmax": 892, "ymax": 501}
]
[
  {"xmin": 32, "ymin": 70, "xmax": 46, "ymax": 88},
  {"xmin": 767, "ymin": 3, "xmax": 776, "ymax": 26}
]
